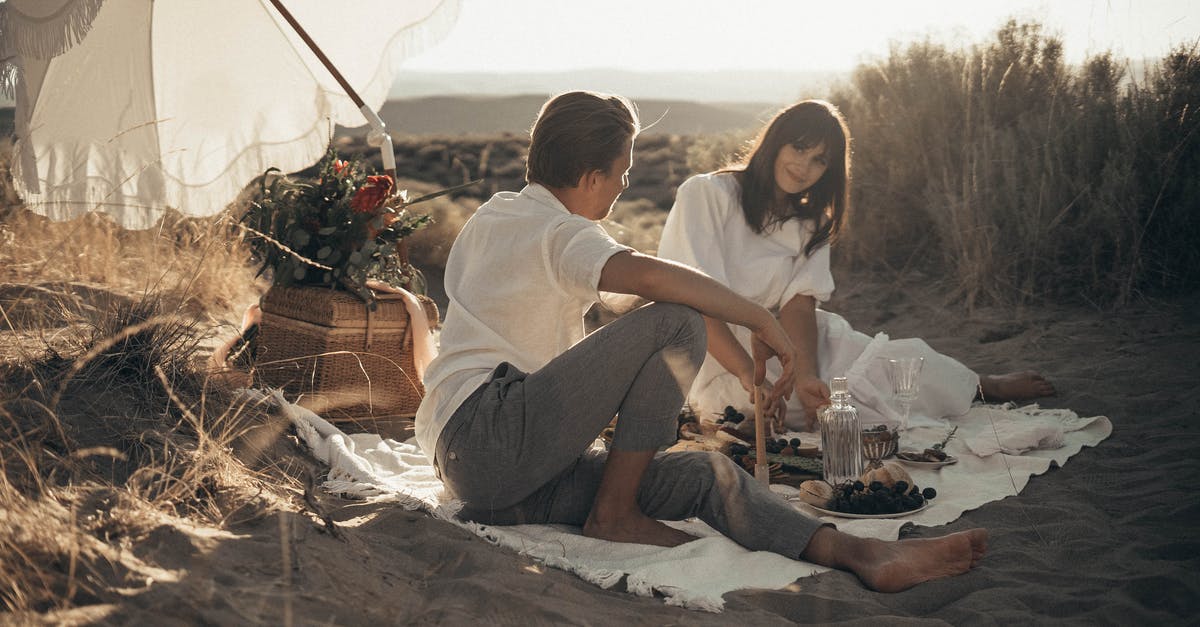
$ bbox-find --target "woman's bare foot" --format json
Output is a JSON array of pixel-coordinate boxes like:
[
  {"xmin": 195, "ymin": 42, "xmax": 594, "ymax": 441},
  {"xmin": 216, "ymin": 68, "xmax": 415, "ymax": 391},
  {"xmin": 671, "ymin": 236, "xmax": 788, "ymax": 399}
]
[
  {"xmin": 803, "ymin": 527, "xmax": 988, "ymax": 592},
  {"xmin": 980, "ymin": 371, "xmax": 1056, "ymax": 402},
  {"xmin": 583, "ymin": 510, "xmax": 697, "ymax": 547}
]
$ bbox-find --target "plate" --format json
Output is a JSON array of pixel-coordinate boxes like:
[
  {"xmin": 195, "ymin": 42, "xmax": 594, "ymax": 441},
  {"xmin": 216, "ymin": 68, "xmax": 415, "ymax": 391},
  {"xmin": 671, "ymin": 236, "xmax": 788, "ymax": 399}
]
[
  {"xmin": 895, "ymin": 452, "xmax": 959, "ymax": 468},
  {"xmin": 804, "ymin": 500, "xmax": 930, "ymax": 519}
]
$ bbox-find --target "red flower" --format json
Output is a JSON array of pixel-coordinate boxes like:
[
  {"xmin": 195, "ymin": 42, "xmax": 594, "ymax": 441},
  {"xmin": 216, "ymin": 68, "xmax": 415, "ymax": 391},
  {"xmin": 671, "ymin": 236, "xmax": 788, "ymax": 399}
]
[
  {"xmin": 333, "ymin": 159, "xmax": 349, "ymax": 176},
  {"xmin": 351, "ymin": 175, "xmax": 393, "ymax": 213}
]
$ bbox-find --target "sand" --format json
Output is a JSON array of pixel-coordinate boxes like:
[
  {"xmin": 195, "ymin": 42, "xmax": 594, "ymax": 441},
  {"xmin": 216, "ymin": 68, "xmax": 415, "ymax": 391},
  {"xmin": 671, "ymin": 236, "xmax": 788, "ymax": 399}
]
[{"xmin": 15, "ymin": 272, "xmax": 1200, "ymax": 625}]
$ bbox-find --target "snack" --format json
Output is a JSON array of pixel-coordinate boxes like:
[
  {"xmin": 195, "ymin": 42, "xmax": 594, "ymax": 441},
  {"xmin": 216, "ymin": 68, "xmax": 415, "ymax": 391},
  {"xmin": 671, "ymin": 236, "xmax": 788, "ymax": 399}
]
[
  {"xmin": 898, "ymin": 426, "xmax": 958, "ymax": 462},
  {"xmin": 796, "ymin": 480, "xmax": 834, "ymax": 507}
]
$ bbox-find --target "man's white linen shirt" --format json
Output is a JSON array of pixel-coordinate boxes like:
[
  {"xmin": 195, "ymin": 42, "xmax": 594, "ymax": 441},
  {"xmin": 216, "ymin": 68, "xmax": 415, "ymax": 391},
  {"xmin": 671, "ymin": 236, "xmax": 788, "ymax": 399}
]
[{"xmin": 414, "ymin": 184, "xmax": 632, "ymax": 460}]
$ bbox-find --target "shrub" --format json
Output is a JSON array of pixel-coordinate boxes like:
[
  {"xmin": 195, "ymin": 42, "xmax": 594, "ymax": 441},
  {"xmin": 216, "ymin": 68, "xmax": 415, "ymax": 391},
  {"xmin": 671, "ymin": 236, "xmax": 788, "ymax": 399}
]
[{"xmin": 832, "ymin": 20, "xmax": 1200, "ymax": 308}]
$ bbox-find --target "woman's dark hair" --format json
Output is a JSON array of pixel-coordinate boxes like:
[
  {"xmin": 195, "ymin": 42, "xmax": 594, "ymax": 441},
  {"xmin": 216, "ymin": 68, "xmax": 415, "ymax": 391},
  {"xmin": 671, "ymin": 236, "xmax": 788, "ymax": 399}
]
[
  {"xmin": 722, "ymin": 99, "xmax": 850, "ymax": 257},
  {"xmin": 526, "ymin": 91, "xmax": 640, "ymax": 188}
]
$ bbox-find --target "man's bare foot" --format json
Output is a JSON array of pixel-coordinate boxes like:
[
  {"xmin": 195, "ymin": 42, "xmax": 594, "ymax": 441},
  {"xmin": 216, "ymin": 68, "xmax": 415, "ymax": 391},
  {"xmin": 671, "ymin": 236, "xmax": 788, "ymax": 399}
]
[
  {"xmin": 582, "ymin": 510, "xmax": 697, "ymax": 548},
  {"xmin": 849, "ymin": 529, "xmax": 989, "ymax": 593},
  {"xmin": 980, "ymin": 371, "xmax": 1056, "ymax": 402}
]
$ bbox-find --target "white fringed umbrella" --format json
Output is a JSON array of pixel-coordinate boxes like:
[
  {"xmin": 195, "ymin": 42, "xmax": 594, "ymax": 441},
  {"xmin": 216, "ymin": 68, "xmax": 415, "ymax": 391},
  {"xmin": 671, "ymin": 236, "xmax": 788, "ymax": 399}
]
[{"xmin": 0, "ymin": 0, "xmax": 458, "ymax": 229}]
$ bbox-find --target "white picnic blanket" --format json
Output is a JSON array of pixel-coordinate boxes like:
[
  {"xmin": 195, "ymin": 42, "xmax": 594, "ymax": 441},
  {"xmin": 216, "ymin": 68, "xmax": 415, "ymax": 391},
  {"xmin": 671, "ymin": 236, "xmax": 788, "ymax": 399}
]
[{"xmin": 247, "ymin": 390, "xmax": 1111, "ymax": 612}]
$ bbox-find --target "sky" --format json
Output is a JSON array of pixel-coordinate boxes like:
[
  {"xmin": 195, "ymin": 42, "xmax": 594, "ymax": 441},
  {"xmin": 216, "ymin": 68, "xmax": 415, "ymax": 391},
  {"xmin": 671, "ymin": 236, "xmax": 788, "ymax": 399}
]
[{"xmin": 400, "ymin": 0, "xmax": 1198, "ymax": 73}]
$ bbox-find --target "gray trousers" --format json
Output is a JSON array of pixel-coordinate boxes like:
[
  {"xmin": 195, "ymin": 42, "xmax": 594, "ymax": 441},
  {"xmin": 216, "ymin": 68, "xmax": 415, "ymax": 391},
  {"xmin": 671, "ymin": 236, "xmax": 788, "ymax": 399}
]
[{"xmin": 434, "ymin": 303, "xmax": 825, "ymax": 559}]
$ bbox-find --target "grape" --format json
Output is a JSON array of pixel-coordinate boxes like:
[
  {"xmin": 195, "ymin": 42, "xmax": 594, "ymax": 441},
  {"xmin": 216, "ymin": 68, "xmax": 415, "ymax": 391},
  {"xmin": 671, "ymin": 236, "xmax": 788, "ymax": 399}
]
[
  {"xmin": 776, "ymin": 438, "xmax": 789, "ymax": 448},
  {"xmin": 789, "ymin": 438, "xmax": 802, "ymax": 448},
  {"xmin": 730, "ymin": 412, "xmax": 745, "ymax": 424},
  {"xmin": 893, "ymin": 480, "xmax": 909, "ymax": 494},
  {"xmin": 922, "ymin": 487, "xmax": 937, "ymax": 500},
  {"xmin": 869, "ymin": 481, "xmax": 885, "ymax": 492},
  {"xmin": 724, "ymin": 405, "xmax": 737, "ymax": 417},
  {"xmin": 852, "ymin": 481, "xmax": 865, "ymax": 492}
]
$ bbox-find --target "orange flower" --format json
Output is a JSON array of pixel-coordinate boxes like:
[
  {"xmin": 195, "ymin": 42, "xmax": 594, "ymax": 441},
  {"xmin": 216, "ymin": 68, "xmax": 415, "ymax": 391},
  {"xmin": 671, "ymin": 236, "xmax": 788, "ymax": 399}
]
[
  {"xmin": 351, "ymin": 175, "xmax": 393, "ymax": 213},
  {"xmin": 333, "ymin": 159, "xmax": 349, "ymax": 176},
  {"xmin": 366, "ymin": 212, "xmax": 401, "ymax": 239}
]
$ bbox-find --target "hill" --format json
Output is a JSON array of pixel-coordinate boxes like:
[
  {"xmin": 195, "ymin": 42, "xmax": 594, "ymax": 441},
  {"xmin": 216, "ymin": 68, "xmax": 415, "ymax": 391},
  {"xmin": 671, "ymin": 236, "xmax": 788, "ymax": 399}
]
[
  {"xmin": 369, "ymin": 95, "xmax": 777, "ymax": 137},
  {"xmin": 388, "ymin": 68, "xmax": 844, "ymax": 104}
]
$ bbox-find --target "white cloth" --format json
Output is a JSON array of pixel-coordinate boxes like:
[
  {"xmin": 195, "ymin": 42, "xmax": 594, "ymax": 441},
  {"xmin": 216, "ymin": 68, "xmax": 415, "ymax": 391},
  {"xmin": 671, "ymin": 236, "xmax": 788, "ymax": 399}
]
[
  {"xmin": 414, "ymin": 184, "xmax": 632, "ymax": 459},
  {"xmin": 257, "ymin": 388, "xmax": 1111, "ymax": 612},
  {"xmin": 3, "ymin": 0, "xmax": 459, "ymax": 228},
  {"xmin": 658, "ymin": 172, "xmax": 978, "ymax": 429},
  {"xmin": 961, "ymin": 405, "xmax": 1078, "ymax": 456}
]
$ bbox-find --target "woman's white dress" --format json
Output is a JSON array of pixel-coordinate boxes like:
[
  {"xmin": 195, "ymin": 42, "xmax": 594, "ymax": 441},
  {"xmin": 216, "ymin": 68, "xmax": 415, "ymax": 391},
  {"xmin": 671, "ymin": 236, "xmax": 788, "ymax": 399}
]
[{"xmin": 657, "ymin": 172, "xmax": 978, "ymax": 430}]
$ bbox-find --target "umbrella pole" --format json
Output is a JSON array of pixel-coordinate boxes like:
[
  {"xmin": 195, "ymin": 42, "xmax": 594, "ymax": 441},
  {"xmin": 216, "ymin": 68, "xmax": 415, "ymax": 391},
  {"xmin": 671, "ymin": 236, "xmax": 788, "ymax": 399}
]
[{"xmin": 266, "ymin": 0, "xmax": 397, "ymax": 178}]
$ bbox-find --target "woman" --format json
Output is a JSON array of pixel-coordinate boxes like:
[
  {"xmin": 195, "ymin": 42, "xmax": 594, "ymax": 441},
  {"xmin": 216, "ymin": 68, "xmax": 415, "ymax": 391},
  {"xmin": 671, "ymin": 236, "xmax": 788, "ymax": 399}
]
[
  {"xmin": 658, "ymin": 100, "xmax": 1054, "ymax": 431},
  {"xmin": 417, "ymin": 91, "xmax": 986, "ymax": 591}
]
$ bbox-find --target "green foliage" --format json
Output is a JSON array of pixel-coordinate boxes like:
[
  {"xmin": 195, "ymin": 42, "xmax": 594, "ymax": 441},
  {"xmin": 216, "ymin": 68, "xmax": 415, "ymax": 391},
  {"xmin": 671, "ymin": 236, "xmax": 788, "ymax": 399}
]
[
  {"xmin": 239, "ymin": 146, "xmax": 443, "ymax": 304},
  {"xmin": 833, "ymin": 20, "xmax": 1200, "ymax": 307}
]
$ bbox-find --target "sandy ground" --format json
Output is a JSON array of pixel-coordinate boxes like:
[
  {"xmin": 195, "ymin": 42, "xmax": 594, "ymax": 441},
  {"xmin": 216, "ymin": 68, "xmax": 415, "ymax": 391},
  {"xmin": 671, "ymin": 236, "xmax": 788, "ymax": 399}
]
[{"xmin": 18, "ymin": 272, "xmax": 1200, "ymax": 625}]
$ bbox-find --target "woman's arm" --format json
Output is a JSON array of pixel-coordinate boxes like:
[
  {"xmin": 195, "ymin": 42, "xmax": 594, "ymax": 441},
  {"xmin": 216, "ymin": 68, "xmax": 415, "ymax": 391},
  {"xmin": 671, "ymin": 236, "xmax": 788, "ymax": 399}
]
[
  {"xmin": 599, "ymin": 251, "xmax": 796, "ymax": 404},
  {"xmin": 702, "ymin": 316, "xmax": 786, "ymax": 423},
  {"xmin": 779, "ymin": 293, "xmax": 830, "ymax": 429}
]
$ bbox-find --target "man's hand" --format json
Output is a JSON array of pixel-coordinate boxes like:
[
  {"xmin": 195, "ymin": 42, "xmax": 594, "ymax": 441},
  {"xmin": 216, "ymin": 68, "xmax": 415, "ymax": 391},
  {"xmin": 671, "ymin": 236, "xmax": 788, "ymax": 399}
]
[
  {"xmin": 749, "ymin": 319, "xmax": 796, "ymax": 411},
  {"xmin": 793, "ymin": 375, "xmax": 831, "ymax": 431},
  {"xmin": 736, "ymin": 375, "xmax": 788, "ymax": 433}
]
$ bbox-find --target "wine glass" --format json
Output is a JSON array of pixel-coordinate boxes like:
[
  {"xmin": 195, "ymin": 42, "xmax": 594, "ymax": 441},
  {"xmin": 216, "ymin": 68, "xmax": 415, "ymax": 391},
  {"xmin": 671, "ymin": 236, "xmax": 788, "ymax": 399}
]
[{"xmin": 886, "ymin": 356, "xmax": 925, "ymax": 424}]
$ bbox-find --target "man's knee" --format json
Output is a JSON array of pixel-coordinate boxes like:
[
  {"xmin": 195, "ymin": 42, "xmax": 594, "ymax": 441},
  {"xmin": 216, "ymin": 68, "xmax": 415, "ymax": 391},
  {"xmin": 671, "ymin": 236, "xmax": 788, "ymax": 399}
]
[
  {"xmin": 645, "ymin": 302, "xmax": 706, "ymax": 349},
  {"xmin": 669, "ymin": 450, "xmax": 742, "ymax": 491}
]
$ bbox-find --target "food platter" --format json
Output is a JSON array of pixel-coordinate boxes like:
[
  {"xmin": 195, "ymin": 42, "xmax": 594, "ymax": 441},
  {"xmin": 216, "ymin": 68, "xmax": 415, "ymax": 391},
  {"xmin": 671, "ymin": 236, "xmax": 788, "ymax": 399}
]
[
  {"xmin": 895, "ymin": 452, "xmax": 959, "ymax": 468},
  {"xmin": 804, "ymin": 500, "xmax": 931, "ymax": 519}
]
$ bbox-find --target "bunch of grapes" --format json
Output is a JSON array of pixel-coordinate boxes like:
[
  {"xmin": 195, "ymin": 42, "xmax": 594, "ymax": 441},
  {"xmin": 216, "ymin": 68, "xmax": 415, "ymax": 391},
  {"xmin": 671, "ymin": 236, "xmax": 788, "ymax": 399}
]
[
  {"xmin": 765, "ymin": 437, "xmax": 804, "ymax": 456},
  {"xmin": 717, "ymin": 405, "xmax": 746, "ymax": 425},
  {"xmin": 827, "ymin": 480, "xmax": 938, "ymax": 515}
]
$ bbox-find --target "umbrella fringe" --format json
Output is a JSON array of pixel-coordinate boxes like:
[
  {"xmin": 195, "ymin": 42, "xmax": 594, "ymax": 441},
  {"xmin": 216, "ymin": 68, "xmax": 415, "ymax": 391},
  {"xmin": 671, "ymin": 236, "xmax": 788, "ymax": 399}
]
[
  {"xmin": 0, "ymin": 62, "xmax": 15, "ymax": 101},
  {"xmin": 382, "ymin": 0, "xmax": 461, "ymax": 70},
  {"xmin": 0, "ymin": 0, "xmax": 106, "ymax": 61}
]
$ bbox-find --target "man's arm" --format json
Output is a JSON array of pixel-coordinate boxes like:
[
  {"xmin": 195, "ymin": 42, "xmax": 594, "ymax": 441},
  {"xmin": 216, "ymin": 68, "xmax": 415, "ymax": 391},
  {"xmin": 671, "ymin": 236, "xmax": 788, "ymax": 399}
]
[{"xmin": 598, "ymin": 251, "xmax": 796, "ymax": 400}]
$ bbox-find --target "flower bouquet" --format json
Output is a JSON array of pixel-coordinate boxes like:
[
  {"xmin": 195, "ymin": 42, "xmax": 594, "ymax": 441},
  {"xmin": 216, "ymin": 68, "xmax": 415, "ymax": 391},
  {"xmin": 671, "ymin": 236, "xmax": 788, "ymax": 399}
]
[
  {"xmin": 237, "ymin": 147, "xmax": 475, "ymax": 421},
  {"xmin": 241, "ymin": 145, "xmax": 473, "ymax": 306}
]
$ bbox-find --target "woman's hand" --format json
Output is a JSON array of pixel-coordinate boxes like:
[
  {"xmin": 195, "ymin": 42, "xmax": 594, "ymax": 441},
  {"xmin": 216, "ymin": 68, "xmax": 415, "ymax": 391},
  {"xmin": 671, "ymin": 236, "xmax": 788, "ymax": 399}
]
[{"xmin": 793, "ymin": 375, "xmax": 830, "ymax": 431}]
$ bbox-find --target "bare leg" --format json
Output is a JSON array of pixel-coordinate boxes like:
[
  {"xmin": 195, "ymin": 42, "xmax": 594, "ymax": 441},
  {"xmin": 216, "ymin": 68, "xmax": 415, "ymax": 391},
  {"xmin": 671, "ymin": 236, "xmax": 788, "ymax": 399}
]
[
  {"xmin": 583, "ymin": 449, "xmax": 697, "ymax": 547},
  {"xmin": 801, "ymin": 526, "xmax": 988, "ymax": 592},
  {"xmin": 980, "ymin": 370, "xmax": 1056, "ymax": 402}
]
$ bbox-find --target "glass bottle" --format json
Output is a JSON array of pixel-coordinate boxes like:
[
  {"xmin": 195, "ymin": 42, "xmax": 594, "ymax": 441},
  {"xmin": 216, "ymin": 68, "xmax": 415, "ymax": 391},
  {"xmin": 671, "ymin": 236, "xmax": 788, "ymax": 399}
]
[{"xmin": 820, "ymin": 376, "xmax": 863, "ymax": 487}]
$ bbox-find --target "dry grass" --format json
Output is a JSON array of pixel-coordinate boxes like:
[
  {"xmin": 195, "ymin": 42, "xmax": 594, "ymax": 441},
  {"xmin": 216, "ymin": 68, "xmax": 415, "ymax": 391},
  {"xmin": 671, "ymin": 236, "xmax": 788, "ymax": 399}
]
[
  {"xmin": 832, "ymin": 21, "xmax": 1200, "ymax": 309},
  {"xmin": 0, "ymin": 140, "xmax": 310, "ymax": 614}
]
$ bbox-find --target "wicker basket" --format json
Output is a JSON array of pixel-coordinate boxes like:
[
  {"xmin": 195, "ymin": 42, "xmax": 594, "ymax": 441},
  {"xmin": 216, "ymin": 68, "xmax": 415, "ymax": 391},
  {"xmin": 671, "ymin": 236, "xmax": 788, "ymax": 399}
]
[{"xmin": 256, "ymin": 285, "xmax": 437, "ymax": 428}]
